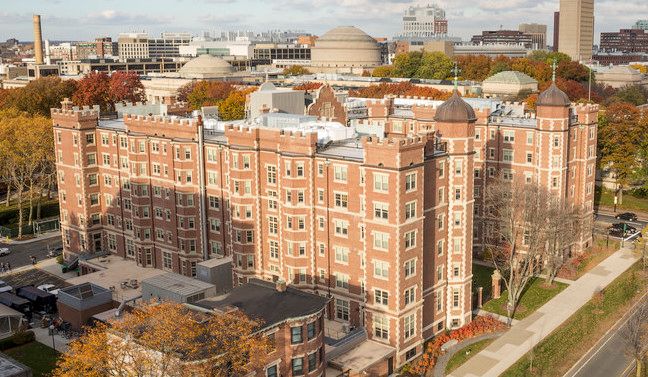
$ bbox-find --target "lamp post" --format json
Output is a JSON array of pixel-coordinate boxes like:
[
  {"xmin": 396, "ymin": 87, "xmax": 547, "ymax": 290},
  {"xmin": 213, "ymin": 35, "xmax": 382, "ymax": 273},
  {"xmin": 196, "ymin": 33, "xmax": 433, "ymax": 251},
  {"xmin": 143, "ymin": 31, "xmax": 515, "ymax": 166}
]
[{"xmin": 48, "ymin": 324, "xmax": 55, "ymax": 351}]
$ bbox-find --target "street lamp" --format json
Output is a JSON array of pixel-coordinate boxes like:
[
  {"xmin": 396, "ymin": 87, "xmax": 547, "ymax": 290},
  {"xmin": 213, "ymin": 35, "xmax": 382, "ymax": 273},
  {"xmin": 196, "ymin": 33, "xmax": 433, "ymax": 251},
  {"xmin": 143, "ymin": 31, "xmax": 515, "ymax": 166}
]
[{"xmin": 48, "ymin": 324, "xmax": 55, "ymax": 351}]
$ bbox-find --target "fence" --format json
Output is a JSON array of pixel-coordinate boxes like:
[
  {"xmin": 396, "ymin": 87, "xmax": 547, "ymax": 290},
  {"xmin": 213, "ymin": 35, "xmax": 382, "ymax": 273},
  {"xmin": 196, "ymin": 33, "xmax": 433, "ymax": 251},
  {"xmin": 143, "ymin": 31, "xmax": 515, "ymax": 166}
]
[{"xmin": 0, "ymin": 217, "xmax": 59, "ymax": 238}]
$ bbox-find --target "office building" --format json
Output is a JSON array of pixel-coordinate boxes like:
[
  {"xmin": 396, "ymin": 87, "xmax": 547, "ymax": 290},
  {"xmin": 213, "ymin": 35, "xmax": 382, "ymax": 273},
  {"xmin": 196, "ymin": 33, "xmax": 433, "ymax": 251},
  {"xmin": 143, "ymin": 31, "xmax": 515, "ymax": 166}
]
[
  {"xmin": 519, "ymin": 23, "xmax": 548, "ymax": 49},
  {"xmin": 471, "ymin": 30, "xmax": 534, "ymax": 49},
  {"xmin": 558, "ymin": 0, "xmax": 594, "ymax": 61},
  {"xmin": 118, "ymin": 32, "xmax": 191, "ymax": 60},
  {"xmin": 401, "ymin": 4, "xmax": 448, "ymax": 38},
  {"xmin": 600, "ymin": 29, "xmax": 648, "ymax": 53}
]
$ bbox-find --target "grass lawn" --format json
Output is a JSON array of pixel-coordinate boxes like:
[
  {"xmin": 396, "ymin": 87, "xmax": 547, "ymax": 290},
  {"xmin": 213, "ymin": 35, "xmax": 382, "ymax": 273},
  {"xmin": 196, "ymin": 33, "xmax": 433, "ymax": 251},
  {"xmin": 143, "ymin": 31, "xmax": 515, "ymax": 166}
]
[
  {"xmin": 595, "ymin": 186, "xmax": 648, "ymax": 213},
  {"xmin": 481, "ymin": 277, "xmax": 568, "ymax": 320},
  {"xmin": 472, "ymin": 264, "xmax": 495, "ymax": 297},
  {"xmin": 4, "ymin": 341, "xmax": 60, "ymax": 377},
  {"xmin": 501, "ymin": 262, "xmax": 647, "ymax": 377},
  {"xmin": 445, "ymin": 338, "xmax": 495, "ymax": 374}
]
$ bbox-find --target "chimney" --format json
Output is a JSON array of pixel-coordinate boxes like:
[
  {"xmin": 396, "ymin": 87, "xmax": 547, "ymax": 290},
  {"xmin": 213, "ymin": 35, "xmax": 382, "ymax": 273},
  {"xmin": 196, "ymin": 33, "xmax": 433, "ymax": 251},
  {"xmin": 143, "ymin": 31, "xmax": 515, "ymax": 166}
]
[
  {"xmin": 33, "ymin": 15, "xmax": 44, "ymax": 65},
  {"xmin": 276, "ymin": 279, "xmax": 287, "ymax": 293},
  {"xmin": 60, "ymin": 98, "xmax": 73, "ymax": 110}
]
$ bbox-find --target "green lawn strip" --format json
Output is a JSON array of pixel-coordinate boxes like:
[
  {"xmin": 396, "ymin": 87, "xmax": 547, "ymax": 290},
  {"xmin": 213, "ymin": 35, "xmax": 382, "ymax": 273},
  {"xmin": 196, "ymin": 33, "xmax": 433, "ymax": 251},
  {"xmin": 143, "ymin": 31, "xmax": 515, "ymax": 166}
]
[
  {"xmin": 501, "ymin": 262, "xmax": 647, "ymax": 377},
  {"xmin": 472, "ymin": 264, "xmax": 495, "ymax": 297},
  {"xmin": 481, "ymin": 277, "xmax": 567, "ymax": 320},
  {"xmin": 0, "ymin": 199, "xmax": 59, "ymax": 225},
  {"xmin": 4, "ymin": 341, "xmax": 60, "ymax": 377},
  {"xmin": 445, "ymin": 338, "xmax": 495, "ymax": 374},
  {"xmin": 595, "ymin": 187, "xmax": 648, "ymax": 213}
]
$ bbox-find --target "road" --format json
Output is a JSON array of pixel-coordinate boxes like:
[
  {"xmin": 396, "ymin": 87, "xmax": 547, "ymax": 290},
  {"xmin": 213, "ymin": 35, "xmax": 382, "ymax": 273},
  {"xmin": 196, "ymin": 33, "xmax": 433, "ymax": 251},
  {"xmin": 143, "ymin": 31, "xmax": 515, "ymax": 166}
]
[
  {"xmin": 565, "ymin": 294, "xmax": 648, "ymax": 377},
  {"xmin": 0, "ymin": 235, "xmax": 62, "ymax": 270}
]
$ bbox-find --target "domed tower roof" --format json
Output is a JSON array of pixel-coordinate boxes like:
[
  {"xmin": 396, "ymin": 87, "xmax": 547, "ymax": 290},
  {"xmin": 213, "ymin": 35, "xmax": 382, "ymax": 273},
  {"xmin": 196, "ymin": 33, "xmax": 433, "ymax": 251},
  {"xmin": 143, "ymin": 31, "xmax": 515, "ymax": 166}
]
[
  {"xmin": 179, "ymin": 54, "xmax": 234, "ymax": 78},
  {"xmin": 537, "ymin": 82, "xmax": 571, "ymax": 107},
  {"xmin": 318, "ymin": 26, "xmax": 377, "ymax": 43},
  {"xmin": 434, "ymin": 91, "xmax": 477, "ymax": 123}
]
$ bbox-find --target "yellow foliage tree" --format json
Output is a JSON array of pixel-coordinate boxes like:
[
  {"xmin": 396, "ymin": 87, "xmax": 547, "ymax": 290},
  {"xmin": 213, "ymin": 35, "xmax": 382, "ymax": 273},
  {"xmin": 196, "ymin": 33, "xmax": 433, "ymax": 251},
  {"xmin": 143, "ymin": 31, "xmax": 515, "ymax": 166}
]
[
  {"xmin": 52, "ymin": 301, "xmax": 270, "ymax": 377},
  {"xmin": 219, "ymin": 88, "xmax": 256, "ymax": 121}
]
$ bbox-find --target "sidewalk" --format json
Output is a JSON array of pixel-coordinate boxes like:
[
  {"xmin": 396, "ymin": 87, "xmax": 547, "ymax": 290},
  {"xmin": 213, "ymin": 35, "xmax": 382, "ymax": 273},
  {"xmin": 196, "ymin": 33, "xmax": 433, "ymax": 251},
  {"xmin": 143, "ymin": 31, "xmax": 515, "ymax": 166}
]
[
  {"xmin": 1, "ymin": 231, "xmax": 60, "ymax": 245},
  {"xmin": 448, "ymin": 246, "xmax": 640, "ymax": 377}
]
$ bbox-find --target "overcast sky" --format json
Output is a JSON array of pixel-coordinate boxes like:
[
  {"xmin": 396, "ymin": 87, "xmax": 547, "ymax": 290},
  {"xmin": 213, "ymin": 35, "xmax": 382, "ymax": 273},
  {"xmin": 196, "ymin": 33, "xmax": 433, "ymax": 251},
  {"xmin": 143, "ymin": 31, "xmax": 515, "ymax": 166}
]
[{"xmin": 0, "ymin": 0, "xmax": 646, "ymax": 43}]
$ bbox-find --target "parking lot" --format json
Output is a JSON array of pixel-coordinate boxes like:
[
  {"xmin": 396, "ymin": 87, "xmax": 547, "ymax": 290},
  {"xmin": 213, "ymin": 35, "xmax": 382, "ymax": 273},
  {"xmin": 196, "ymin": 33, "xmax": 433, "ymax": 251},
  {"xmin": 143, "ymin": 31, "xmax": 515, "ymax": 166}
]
[{"xmin": 0, "ymin": 266, "xmax": 69, "ymax": 293}]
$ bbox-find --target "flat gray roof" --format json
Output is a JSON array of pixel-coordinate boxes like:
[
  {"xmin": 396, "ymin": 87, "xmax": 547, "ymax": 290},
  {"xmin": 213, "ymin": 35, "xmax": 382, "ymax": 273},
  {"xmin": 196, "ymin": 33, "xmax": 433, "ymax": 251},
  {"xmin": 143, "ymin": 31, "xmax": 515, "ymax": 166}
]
[
  {"xmin": 317, "ymin": 139, "xmax": 364, "ymax": 161},
  {"xmin": 142, "ymin": 272, "xmax": 215, "ymax": 296}
]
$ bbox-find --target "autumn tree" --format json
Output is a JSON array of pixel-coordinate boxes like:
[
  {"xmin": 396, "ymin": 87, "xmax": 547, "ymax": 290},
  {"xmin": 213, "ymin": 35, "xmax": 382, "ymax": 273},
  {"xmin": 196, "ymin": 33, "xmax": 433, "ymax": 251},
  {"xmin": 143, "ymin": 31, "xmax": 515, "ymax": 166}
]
[
  {"xmin": 292, "ymin": 82, "xmax": 323, "ymax": 91},
  {"xmin": 185, "ymin": 81, "xmax": 236, "ymax": 110},
  {"xmin": 53, "ymin": 301, "xmax": 270, "ymax": 377},
  {"xmin": 0, "ymin": 77, "xmax": 77, "ymax": 116},
  {"xmin": 482, "ymin": 180, "xmax": 553, "ymax": 323},
  {"xmin": 0, "ymin": 110, "xmax": 55, "ymax": 238},
  {"xmin": 72, "ymin": 71, "xmax": 111, "ymax": 111},
  {"xmin": 598, "ymin": 102, "xmax": 648, "ymax": 200},
  {"xmin": 456, "ymin": 55, "xmax": 492, "ymax": 81},
  {"xmin": 176, "ymin": 80, "xmax": 198, "ymax": 103},
  {"xmin": 613, "ymin": 85, "xmax": 647, "ymax": 106},
  {"xmin": 371, "ymin": 65, "xmax": 394, "ymax": 78},
  {"xmin": 349, "ymin": 82, "xmax": 451, "ymax": 100},
  {"xmin": 220, "ymin": 87, "xmax": 255, "ymax": 121},
  {"xmin": 393, "ymin": 51, "xmax": 453, "ymax": 79},
  {"xmin": 282, "ymin": 65, "xmax": 311, "ymax": 76},
  {"xmin": 109, "ymin": 71, "xmax": 145, "ymax": 105}
]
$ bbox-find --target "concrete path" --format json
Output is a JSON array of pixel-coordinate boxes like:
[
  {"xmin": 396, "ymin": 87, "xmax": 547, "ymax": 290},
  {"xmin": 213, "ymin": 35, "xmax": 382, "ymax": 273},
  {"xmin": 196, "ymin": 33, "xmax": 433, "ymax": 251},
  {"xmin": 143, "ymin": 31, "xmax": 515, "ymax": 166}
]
[
  {"xmin": 448, "ymin": 246, "xmax": 639, "ymax": 377},
  {"xmin": 434, "ymin": 331, "xmax": 505, "ymax": 377},
  {"xmin": 32, "ymin": 326, "xmax": 70, "ymax": 353}
]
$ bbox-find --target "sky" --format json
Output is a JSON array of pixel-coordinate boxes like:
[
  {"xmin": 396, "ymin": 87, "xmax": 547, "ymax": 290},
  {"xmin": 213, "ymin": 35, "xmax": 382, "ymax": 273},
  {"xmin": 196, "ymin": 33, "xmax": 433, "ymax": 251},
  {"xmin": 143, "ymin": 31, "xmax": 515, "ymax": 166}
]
[{"xmin": 0, "ymin": 0, "xmax": 646, "ymax": 43}]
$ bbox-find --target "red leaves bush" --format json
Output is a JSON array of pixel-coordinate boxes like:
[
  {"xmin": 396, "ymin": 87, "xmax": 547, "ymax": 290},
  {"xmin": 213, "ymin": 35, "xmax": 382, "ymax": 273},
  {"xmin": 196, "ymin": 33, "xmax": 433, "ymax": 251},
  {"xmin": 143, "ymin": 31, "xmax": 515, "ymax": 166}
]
[{"xmin": 407, "ymin": 316, "xmax": 506, "ymax": 375}]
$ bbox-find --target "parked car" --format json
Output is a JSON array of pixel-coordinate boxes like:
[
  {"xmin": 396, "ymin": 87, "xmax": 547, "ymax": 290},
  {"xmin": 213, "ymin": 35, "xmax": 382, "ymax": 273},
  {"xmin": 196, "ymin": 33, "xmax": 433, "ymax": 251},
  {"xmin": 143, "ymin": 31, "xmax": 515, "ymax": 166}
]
[
  {"xmin": 0, "ymin": 280, "xmax": 12, "ymax": 293},
  {"xmin": 46, "ymin": 247, "xmax": 62, "ymax": 258},
  {"xmin": 609, "ymin": 228, "xmax": 626, "ymax": 238},
  {"xmin": 615, "ymin": 212, "xmax": 638, "ymax": 222},
  {"xmin": 37, "ymin": 284, "xmax": 59, "ymax": 296},
  {"xmin": 0, "ymin": 248, "xmax": 10, "ymax": 256}
]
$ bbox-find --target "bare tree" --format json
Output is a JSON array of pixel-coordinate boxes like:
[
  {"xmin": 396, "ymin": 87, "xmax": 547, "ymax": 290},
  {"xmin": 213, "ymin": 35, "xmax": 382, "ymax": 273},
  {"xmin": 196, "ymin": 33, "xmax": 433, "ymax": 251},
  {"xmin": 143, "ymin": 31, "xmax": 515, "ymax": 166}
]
[
  {"xmin": 482, "ymin": 180, "xmax": 552, "ymax": 323},
  {"xmin": 544, "ymin": 201, "xmax": 584, "ymax": 285},
  {"xmin": 622, "ymin": 302, "xmax": 648, "ymax": 377}
]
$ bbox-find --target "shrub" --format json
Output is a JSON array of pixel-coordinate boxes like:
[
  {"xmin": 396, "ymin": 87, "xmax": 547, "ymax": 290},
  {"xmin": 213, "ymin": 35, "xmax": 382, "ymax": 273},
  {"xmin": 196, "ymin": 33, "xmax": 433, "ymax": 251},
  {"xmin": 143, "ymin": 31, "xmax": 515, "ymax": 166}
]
[{"xmin": 0, "ymin": 330, "xmax": 35, "ymax": 350}]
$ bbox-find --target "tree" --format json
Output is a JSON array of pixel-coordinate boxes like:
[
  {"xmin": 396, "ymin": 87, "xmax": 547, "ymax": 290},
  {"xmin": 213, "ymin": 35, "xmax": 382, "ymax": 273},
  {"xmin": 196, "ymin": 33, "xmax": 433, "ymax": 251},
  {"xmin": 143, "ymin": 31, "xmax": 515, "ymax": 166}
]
[
  {"xmin": 482, "ymin": 180, "xmax": 552, "ymax": 323},
  {"xmin": 53, "ymin": 301, "xmax": 270, "ymax": 377},
  {"xmin": 456, "ymin": 55, "xmax": 492, "ymax": 81},
  {"xmin": 292, "ymin": 82, "xmax": 323, "ymax": 91},
  {"xmin": 392, "ymin": 51, "xmax": 422, "ymax": 78},
  {"xmin": 185, "ymin": 81, "xmax": 236, "ymax": 110},
  {"xmin": 0, "ymin": 110, "xmax": 54, "ymax": 238},
  {"xmin": 621, "ymin": 302, "xmax": 648, "ymax": 377},
  {"xmin": 544, "ymin": 201, "xmax": 584, "ymax": 284},
  {"xmin": 415, "ymin": 51, "xmax": 454, "ymax": 80},
  {"xmin": 109, "ymin": 71, "xmax": 145, "ymax": 105},
  {"xmin": 348, "ymin": 82, "xmax": 451, "ymax": 100},
  {"xmin": 598, "ymin": 102, "xmax": 648, "ymax": 197},
  {"xmin": 557, "ymin": 61, "xmax": 590, "ymax": 83},
  {"xmin": 72, "ymin": 71, "xmax": 111, "ymax": 112},
  {"xmin": 282, "ymin": 65, "xmax": 311, "ymax": 76},
  {"xmin": 528, "ymin": 50, "xmax": 571, "ymax": 65},
  {"xmin": 176, "ymin": 81, "xmax": 198, "ymax": 103},
  {"xmin": 489, "ymin": 56, "xmax": 512, "ymax": 76},
  {"xmin": 219, "ymin": 88, "xmax": 256, "ymax": 121},
  {"xmin": 371, "ymin": 65, "xmax": 394, "ymax": 78},
  {"xmin": 0, "ymin": 77, "xmax": 77, "ymax": 116},
  {"xmin": 613, "ymin": 85, "xmax": 647, "ymax": 106}
]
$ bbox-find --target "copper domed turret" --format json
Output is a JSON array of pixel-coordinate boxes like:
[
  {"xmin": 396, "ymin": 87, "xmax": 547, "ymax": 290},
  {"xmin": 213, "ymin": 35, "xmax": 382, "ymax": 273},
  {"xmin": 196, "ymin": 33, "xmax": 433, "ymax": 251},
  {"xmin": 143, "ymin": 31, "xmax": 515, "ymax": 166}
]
[
  {"xmin": 537, "ymin": 82, "xmax": 571, "ymax": 107},
  {"xmin": 434, "ymin": 91, "xmax": 477, "ymax": 123}
]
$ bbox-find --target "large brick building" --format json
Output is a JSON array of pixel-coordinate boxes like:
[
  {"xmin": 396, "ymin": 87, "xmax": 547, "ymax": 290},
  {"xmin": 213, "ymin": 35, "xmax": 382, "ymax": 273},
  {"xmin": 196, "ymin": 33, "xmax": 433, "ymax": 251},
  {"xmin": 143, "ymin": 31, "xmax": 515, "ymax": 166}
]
[
  {"xmin": 600, "ymin": 28, "xmax": 648, "ymax": 53},
  {"xmin": 52, "ymin": 82, "xmax": 596, "ymax": 369}
]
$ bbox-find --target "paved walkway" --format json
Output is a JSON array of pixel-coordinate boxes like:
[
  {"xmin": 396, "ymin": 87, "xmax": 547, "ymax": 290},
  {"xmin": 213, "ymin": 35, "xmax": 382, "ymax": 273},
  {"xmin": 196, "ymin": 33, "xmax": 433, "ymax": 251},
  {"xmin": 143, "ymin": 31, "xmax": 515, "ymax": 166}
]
[
  {"xmin": 2, "ymin": 231, "xmax": 60, "ymax": 245},
  {"xmin": 32, "ymin": 326, "xmax": 70, "ymax": 353},
  {"xmin": 448, "ymin": 246, "xmax": 639, "ymax": 377}
]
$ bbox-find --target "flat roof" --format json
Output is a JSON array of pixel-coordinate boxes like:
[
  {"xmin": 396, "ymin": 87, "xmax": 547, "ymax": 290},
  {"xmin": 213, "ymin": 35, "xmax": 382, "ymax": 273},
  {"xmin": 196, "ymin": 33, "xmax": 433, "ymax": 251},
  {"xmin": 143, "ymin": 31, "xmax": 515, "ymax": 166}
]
[
  {"xmin": 317, "ymin": 139, "xmax": 364, "ymax": 161},
  {"xmin": 68, "ymin": 255, "xmax": 164, "ymax": 302},
  {"xmin": 194, "ymin": 279, "xmax": 329, "ymax": 328},
  {"xmin": 330, "ymin": 339, "xmax": 395, "ymax": 372},
  {"xmin": 59, "ymin": 282, "xmax": 110, "ymax": 300},
  {"xmin": 142, "ymin": 272, "xmax": 215, "ymax": 296}
]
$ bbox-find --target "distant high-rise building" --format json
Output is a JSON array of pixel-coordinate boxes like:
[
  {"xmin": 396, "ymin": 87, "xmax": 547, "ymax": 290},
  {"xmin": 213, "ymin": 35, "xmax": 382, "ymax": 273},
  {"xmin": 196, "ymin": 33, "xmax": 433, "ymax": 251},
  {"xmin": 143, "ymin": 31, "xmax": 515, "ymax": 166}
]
[
  {"xmin": 634, "ymin": 20, "xmax": 648, "ymax": 31},
  {"xmin": 471, "ymin": 30, "xmax": 534, "ymax": 49},
  {"xmin": 118, "ymin": 32, "xmax": 191, "ymax": 60},
  {"xmin": 600, "ymin": 29, "xmax": 648, "ymax": 53},
  {"xmin": 519, "ymin": 23, "xmax": 547, "ymax": 49},
  {"xmin": 558, "ymin": 0, "xmax": 594, "ymax": 61},
  {"xmin": 401, "ymin": 4, "xmax": 448, "ymax": 38},
  {"xmin": 553, "ymin": 12, "xmax": 560, "ymax": 51}
]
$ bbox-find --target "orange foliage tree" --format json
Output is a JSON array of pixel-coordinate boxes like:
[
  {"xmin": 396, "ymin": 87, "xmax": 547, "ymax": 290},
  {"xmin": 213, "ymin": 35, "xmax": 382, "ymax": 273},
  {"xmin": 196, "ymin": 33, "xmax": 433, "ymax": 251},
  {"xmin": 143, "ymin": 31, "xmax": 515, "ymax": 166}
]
[
  {"xmin": 52, "ymin": 301, "xmax": 270, "ymax": 377},
  {"xmin": 293, "ymin": 82, "xmax": 323, "ymax": 91},
  {"xmin": 349, "ymin": 82, "xmax": 452, "ymax": 100}
]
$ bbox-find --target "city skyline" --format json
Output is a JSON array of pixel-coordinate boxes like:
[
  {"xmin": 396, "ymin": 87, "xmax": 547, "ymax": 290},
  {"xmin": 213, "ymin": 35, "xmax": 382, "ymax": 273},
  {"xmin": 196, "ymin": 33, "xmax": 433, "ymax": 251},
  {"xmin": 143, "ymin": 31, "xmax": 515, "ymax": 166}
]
[{"xmin": 0, "ymin": 0, "xmax": 646, "ymax": 44}]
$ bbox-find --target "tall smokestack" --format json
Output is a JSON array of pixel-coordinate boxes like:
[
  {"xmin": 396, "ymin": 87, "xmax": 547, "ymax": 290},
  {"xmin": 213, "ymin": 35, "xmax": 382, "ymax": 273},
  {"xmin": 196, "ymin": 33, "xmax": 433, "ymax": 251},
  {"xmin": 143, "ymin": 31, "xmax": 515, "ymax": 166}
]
[{"xmin": 33, "ymin": 14, "xmax": 44, "ymax": 65}]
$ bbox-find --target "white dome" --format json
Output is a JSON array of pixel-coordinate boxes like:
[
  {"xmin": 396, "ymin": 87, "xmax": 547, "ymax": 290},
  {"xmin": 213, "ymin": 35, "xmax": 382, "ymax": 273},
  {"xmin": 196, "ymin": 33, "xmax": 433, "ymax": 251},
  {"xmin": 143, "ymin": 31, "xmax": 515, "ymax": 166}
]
[
  {"xmin": 311, "ymin": 26, "xmax": 381, "ymax": 69},
  {"xmin": 179, "ymin": 54, "xmax": 234, "ymax": 79}
]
